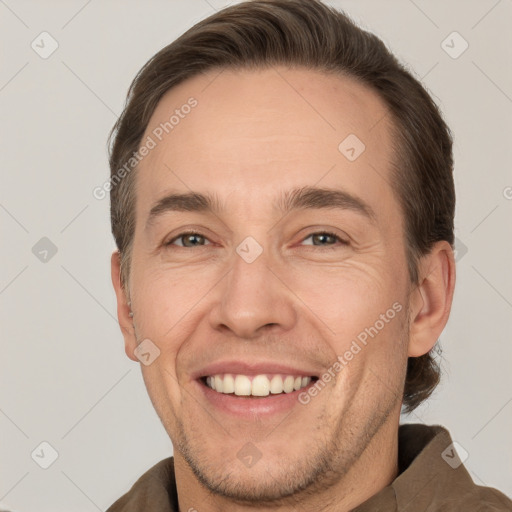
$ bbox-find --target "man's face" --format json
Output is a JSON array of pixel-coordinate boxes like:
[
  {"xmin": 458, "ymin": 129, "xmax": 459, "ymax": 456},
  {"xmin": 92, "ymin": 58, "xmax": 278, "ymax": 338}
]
[{"xmin": 126, "ymin": 67, "xmax": 412, "ymax": 501}]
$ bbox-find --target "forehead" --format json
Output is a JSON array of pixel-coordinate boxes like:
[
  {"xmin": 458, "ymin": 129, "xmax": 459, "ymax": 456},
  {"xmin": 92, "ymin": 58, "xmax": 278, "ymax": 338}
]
[{"xmin": 136, "ymin": 66, "xmax": 399, "ymax": 226}]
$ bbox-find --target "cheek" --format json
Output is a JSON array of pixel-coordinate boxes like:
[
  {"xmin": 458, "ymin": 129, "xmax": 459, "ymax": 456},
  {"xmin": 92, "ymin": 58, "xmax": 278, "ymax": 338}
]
[
  {"xmin": 139, "ymin": 364, "xmax": 183, "ymax": 436},
  {"xmin": 330, "ymin": 303, "xmax": 409, "ymax": 416},
  {"xmin": 293, "ymin": 262, "xmax": 401, "ymax": 326},
  {"xmin": 132, "ymin": 266, "xmax": 206, "ymax": 338},
  {"xmin": 292, "ymin": 266, "xmax": 409, "ymax": 383}
]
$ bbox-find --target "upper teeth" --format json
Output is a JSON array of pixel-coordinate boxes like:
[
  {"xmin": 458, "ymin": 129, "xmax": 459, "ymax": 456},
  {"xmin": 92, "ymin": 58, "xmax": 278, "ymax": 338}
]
[{"xmin": 205, "ymin": 374, "xmax": 312, "ymax": 396}]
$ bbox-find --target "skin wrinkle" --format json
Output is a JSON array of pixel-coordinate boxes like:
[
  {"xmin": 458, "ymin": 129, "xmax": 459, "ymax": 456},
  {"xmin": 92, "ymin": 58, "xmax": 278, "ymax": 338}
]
[{"xmin": 111, "ymin": 66, "xmax": 454, "ymax": 512}]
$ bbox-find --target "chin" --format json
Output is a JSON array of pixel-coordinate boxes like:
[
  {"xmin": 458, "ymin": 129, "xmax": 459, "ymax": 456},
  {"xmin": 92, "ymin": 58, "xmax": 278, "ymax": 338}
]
[{"xmin": 175, "ymin": 427, "xmax": 343, "ymax": 505}]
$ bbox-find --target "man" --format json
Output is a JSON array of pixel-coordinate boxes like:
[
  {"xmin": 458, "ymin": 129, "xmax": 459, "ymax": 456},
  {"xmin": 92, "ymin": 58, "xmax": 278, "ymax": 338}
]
[{"xmin": 106, "ymin": 0, "xmax": 512, "ymax": 510}]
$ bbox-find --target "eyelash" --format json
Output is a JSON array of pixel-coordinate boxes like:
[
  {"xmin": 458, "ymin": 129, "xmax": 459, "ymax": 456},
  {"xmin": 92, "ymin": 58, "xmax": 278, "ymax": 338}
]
[{"xmin": 164, "ymin": 231, "xmax": 349, "ymax": 249}]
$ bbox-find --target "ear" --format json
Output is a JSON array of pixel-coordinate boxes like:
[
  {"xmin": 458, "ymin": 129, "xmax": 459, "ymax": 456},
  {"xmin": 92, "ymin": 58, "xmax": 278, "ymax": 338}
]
[
  {"xmin": 111, "ymin": 250, "xmax": 138, "ymax": 362},
  {"xmin": 408, "ymin": 241, "xmax": 456, "ymax": 357}
]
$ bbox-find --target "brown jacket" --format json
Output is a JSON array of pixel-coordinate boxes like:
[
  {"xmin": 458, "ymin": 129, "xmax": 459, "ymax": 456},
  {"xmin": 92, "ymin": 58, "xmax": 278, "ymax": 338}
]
[{"xmin": 106, "ymin": 424, "xmax": 512, "ymax": 511}]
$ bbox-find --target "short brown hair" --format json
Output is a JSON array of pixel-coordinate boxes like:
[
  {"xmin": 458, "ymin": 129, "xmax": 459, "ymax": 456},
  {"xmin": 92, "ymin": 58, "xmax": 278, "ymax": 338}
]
[{"xmin": 108, "ymin": 0, "xmax": 455, "ymax": 413}]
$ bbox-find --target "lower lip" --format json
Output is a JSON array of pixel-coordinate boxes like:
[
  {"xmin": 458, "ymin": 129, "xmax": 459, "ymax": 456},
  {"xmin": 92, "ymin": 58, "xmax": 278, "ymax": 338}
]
[{"xmin": 195, "ymin": 379, "xmax": 315, "ymax": 418}]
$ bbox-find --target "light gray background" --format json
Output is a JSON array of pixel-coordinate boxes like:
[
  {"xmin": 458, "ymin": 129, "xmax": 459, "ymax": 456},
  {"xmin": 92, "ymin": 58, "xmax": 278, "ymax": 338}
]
[{"xmin": 1, "ymin": 0, "xmax": 511, "ymax": 510}]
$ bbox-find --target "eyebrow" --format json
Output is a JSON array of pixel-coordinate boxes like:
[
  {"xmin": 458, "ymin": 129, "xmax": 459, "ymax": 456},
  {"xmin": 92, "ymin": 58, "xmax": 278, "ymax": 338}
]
[{"xmin": 145, "ymin": 186, "xmax": 376, "ymax": 230}]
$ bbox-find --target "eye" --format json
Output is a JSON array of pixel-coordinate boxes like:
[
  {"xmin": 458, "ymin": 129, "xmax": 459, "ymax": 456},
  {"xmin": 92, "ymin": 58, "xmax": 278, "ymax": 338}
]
[
  {"xmin": 164, "ymin": 230, "xmax": 349, "ymax": 249},
  {"xmin": 301, "ymin": 231, "xmax": 349, "ymax": 247},
  {"xmin": 165, "ymin": 231, "xmax": 211, "ymax": 248}
]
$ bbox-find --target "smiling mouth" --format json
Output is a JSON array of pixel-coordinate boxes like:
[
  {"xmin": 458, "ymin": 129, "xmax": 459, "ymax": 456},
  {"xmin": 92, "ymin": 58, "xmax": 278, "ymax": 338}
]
[{"xmin": 200, "ymin": 373, "xmax": 319, "ymax": 398}]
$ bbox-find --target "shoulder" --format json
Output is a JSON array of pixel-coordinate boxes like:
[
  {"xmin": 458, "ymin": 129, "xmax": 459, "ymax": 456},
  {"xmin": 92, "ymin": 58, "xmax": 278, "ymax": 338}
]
[
  {"xmin": 453, "ymin": 484, "xmax": 512, "ymax": 511},
  {"xmin": 105, "ymin": 457, "xmax": 178, "ymax": 512},
  {"xmin": 395, "ymin": 424, "xmax": 512, "ymax": 511}
]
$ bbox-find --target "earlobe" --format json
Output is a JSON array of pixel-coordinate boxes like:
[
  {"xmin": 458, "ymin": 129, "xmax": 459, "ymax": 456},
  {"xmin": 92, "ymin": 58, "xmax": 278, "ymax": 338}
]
[
  {"xmin": 408, "ymin": 241, "xmax": 456, "ymax": 357},
  {"xmin": 111, "ymin": 251, "xmax": 138, "ymax": 362}
]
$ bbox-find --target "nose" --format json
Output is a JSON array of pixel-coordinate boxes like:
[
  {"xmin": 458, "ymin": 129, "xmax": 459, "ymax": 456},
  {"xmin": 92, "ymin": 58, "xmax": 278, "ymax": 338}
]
[{"xmin": 208, "ymin": 246, "xmax": 297, "ymax": 340}]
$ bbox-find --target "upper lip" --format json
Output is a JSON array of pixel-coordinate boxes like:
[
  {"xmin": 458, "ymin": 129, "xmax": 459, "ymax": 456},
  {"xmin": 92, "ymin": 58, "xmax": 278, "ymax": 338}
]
[{"xmin": 192, "ymin": 360, "xmax": 321, "ymax": 380}]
